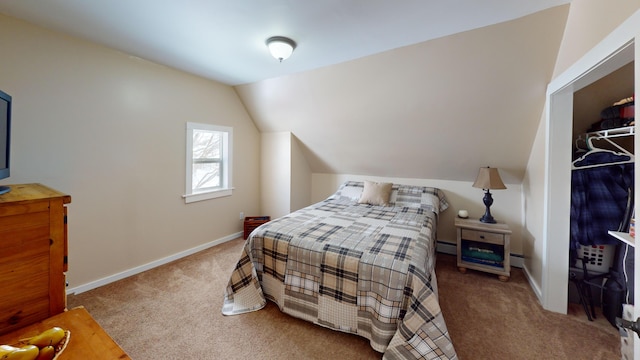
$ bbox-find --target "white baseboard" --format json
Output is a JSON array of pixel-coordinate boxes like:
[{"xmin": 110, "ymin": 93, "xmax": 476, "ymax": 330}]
[
  {"xmin": 436, "ymin": 241, "xmax": 523, "ymax": 268},
  {"xmin": 436, "ymin": 241, "xmax": 457, "ymax": 255},
  {"xmin": 67, "ymin": 231, "xmax": 242, "ymax": 295},
  {"xmin": 69, "ymin": 236, "xmax": 523, "ymax": 295},
  {"xmin": 510, "ymin": 254, "xmax": 524, "ymax": 268},
  {"xmin": 522, "ymin": 262, "xmax": 543, "ymax": 301}
]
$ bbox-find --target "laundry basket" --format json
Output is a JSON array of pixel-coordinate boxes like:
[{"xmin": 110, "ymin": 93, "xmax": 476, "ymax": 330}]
[{"xmin": 579, "ymin": 244, "xmax": 615, "ymax": 273}]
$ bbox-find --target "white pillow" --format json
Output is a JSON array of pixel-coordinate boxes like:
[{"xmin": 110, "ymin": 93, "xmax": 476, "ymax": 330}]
[{"xmin": 358, "ymin": 180, "xmax": 393, "ymax": 206}]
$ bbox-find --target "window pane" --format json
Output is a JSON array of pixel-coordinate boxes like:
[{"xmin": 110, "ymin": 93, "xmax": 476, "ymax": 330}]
[
  {"xmin": 185, "ymin": 122, "xmax": 233, "ymax": 202},
  {"xmin": 192, "ymin": 162, "xmax": 220, "ymax": 190},
  {"xmin": 193, "ymin": 130, "xmax": 221, "ymax": 159}
]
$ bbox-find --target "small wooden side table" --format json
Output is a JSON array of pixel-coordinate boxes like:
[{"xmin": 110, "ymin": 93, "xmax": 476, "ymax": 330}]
[
  {"xmin": 455, "ymin": 217, "xmax": 511, "ymax": 281},
  {"xmin": 0, "ymin": 306, "xmax": 130, "ymax": 359},
  {"xmin": 243, "ymin": 216, "xmax": 270, "ymax": 239}
]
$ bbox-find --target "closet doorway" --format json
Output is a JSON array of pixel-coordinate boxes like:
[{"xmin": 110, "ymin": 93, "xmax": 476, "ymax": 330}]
[
  {"xmin": 569, "ymin": 62, "xmax": 634, "ymax": 322},
  {"xmin": 543, "ymin": 20, "xmax": 637, "ymax": 321}
]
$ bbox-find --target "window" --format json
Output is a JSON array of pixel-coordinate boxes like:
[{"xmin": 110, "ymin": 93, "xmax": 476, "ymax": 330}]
[{"xmin": 184, "ymin": 122, "xmax": 233, "ymax": 203}]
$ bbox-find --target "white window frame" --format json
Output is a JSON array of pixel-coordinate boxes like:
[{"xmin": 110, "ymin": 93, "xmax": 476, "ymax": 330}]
[{"xmin": 183, "ymin": 122, "xmax": 233, "ymax": 203}]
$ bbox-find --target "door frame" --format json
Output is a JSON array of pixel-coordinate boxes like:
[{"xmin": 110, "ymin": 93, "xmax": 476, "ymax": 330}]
[{"xmin": 544, "ymin": 11, "xmax": 637, "ymax": 316}]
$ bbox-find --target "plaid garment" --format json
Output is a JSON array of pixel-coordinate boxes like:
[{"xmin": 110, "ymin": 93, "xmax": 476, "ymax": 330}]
[
  {"xmin": 570, "ymin": 152, "xmax": 634, "ymax": 250},
  {"xmin": 222, "ymin": 182, "xmax": 457, "ymax": 359}
]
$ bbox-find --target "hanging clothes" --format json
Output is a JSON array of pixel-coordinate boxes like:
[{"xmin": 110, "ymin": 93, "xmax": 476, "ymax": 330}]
[
  {"xmin": 570, "ymin": 129, "xmax": 635, "ymax": 327},
  {"xmin": 570, "ymin": 151, "xmax": 634, "ymax": 263}
]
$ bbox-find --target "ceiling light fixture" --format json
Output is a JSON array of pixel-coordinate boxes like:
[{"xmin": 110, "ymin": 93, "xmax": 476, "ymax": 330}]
[{"xmin": 266, "ymin": 36, "xmax": 296, "ymax": 62}]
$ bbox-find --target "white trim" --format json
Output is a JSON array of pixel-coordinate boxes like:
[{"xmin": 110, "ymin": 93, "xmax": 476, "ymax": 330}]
[
  {"xmin": 436, "ymin": 241, "xmax": 457, "ymax": 255},
  {"xmin": 183, "ymin": 187, "xmax": 234, "ymax": 203},
  {"xmin": 634, "ymin": 39, "xmax": 640, "ymax": 359},
  {"xmin": 510, "ymin": 255, "xmax": 524, "ymax": 269},
  {"xmin": 185, "ymin": 122, "xmax": 234, "ymax": 203},
  {"xmin": 522, "ymin": 261, "xmax": 543, "ymax": 301},
  {"xmin": 543, "ymin": 9, "xmax": 640, "ymax": 315},
  {"xmin": 66, "ymin": 232, "xmax": 242, "ymax": 295},
  {"xmin": 542, "ymin": 89, "xmax": 573, "ymax": 314}
]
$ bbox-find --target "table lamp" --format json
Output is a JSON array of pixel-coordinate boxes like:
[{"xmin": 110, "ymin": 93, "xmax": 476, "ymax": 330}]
[{"xmin": 472, "ymin": 167, "xmax": 506, "ymax": 223}]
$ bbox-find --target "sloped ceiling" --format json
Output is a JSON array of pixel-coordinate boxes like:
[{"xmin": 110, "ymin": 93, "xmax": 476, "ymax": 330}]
[
  {"xmin": 0, "ymin": 0, "xmax": 570, "ymax": 85},
  {"xmin": 0, "ymin": 1, "xmax": 571, "ymax": 185},
  {"xmin": 236, "ymin": 6, "xmax": 570, "ymax": 184}
]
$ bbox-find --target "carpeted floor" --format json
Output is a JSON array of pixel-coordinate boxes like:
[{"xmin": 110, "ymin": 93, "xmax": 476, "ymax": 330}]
[
  {"xmin": 67, "ymin": 237, "xmax": 620, "ymax": 359},
  {"xmin": 436, "ymin": 253, "xmax": 620, "ymax": 359}
]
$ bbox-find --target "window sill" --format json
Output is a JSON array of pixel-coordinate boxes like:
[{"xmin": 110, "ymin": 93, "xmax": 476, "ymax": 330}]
[{"xmin": 183, "ymin": 187, "xmax": 233, "ymax": 204}]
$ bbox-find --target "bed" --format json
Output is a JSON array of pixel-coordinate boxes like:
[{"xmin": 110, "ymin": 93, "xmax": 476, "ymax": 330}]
[{"xmin": 222, "ymin": 181, "xmax": 457, "ymax": 359}]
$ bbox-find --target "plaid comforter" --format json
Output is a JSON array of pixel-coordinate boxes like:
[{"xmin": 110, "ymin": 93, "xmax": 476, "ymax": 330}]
[{"xmin": 222, "ymin": 182, "xmax": 457, "ymax": 359}]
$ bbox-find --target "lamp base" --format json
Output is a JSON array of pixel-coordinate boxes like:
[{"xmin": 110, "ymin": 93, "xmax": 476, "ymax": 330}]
[
  {"xmin": 479, "ymin": 214, "xmax": 497, "ymax": 224},
  {"xmin": 480, "ymin": 190, "xmax": 497, "ymax": 224}
]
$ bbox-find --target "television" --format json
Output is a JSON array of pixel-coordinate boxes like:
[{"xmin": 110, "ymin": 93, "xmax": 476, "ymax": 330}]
[{"xmin": 0, "ymin": 89, "xmax": 11, "ymax": 195}]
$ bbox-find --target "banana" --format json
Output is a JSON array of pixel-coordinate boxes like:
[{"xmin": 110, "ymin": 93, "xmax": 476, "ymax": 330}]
[
  {"xmin": 0, "ymin": 346, "xmax": 18, "ymax": 356},
  {"xmin": 0, "ymin": 345, "xmax": 39, "ymax": 360},
  {"xmin": 26, "ymin": 327, "xmax": 65, "ymax": 348},
  {"xmin": 34, "ymin": 346, "xmax": 54, "ymax": 360}
]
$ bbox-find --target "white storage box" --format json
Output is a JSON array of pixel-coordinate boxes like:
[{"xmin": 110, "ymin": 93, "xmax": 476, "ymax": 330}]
[{"xmin": 579, "ymin": 244, "xmax": 615, "ymax": 273}]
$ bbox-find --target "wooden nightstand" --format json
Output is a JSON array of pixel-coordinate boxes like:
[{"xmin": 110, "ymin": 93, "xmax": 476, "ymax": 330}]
[{"xmin": 455, "ymin": 217, "xmax": 511, "ymax": 281}]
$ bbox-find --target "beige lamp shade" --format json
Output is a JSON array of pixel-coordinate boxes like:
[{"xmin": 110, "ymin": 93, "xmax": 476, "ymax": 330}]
[{"xmin": 472, "ymin": 167, "xmax": 506, "ymax": 190}]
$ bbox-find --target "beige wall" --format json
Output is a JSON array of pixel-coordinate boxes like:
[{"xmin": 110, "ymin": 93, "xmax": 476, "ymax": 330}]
[
  {"xmin": 0, "ymin": 15, "xmax": 261, "ymax": 290},
  {"xmin": 261, "ymin": 132, "xmax": 291, "ymax": 218},
  {"xmin": 260, "ymin": 132, "xmax": 312, "ymax": 218},
  {"xmin": 523, "ymin": 0, "xmax": 640, "ymax": 297},
  {"xmin": 522, "ymin": 112, "xmax": 548, "ymax": 296},
  {"xmin": 552, "ymin": 0, "xmax": 640, "ymax": 78},
  {"xmin": 290, "ymin": 135, "xmax": 311, "ymax": 212}
]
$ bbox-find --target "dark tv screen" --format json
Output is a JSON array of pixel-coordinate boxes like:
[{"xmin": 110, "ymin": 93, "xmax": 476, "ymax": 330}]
[{"xmin": 0, "ymin": 89, "xmax": 11, "ymax": 194}]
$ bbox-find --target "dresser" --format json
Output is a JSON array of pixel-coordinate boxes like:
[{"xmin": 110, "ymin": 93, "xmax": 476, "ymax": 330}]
[{"xmin": 0, "ymin": 184, "xmax": 71, "ymax": 335}]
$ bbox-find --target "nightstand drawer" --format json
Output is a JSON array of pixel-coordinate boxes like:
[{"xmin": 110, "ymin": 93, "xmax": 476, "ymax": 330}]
[{"xmin": 460, "ymin": 229, "xmax": 504, "ymax": 245}]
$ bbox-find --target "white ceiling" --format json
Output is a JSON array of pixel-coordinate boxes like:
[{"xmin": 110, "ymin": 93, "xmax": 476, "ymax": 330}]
[{"xmin": 0, "ymin": 0, "xmax": 570, "ymax": 86}]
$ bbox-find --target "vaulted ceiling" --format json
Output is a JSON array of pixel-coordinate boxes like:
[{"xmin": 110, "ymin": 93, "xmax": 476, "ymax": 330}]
[
  {"xmin": 236, "ymin": 6, "xmax": 570, "ymax": 184},
  {"xmin": 0, "ymin": 1, "xmax": 572, "ymax": 184}
]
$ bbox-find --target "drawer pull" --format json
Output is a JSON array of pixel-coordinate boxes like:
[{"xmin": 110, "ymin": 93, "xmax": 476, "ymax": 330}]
[{"xmin": 480, "ymin": 235, "xmax": 485, "ymax": 239}]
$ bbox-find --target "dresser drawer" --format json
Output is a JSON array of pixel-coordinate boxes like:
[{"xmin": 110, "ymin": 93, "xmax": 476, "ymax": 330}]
[{"xmin": 460, "ymin": 229, "xmax": 504, "ymax": 245}]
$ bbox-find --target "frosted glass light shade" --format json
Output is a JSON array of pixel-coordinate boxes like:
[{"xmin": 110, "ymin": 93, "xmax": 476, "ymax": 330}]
[{"xmin": 266, "ymin": 36, "xmax": 296, "ymax": 62}]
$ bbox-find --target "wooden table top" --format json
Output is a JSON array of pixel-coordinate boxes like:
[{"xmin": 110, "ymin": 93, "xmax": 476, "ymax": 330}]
[{"xmin": 0, "ymin": 306, "xmax": 130, "ymax": 359}]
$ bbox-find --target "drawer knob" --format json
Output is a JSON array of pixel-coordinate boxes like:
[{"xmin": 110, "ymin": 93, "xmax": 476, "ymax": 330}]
[{"xmin": 480, "ymin": 235, "xmax": 485, "ymax": 239}]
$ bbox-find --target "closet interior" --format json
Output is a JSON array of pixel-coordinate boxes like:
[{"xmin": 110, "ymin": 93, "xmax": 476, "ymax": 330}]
[{"xmin": 569, "ymin": 61, "xmax": 635, "ymax": 329}]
